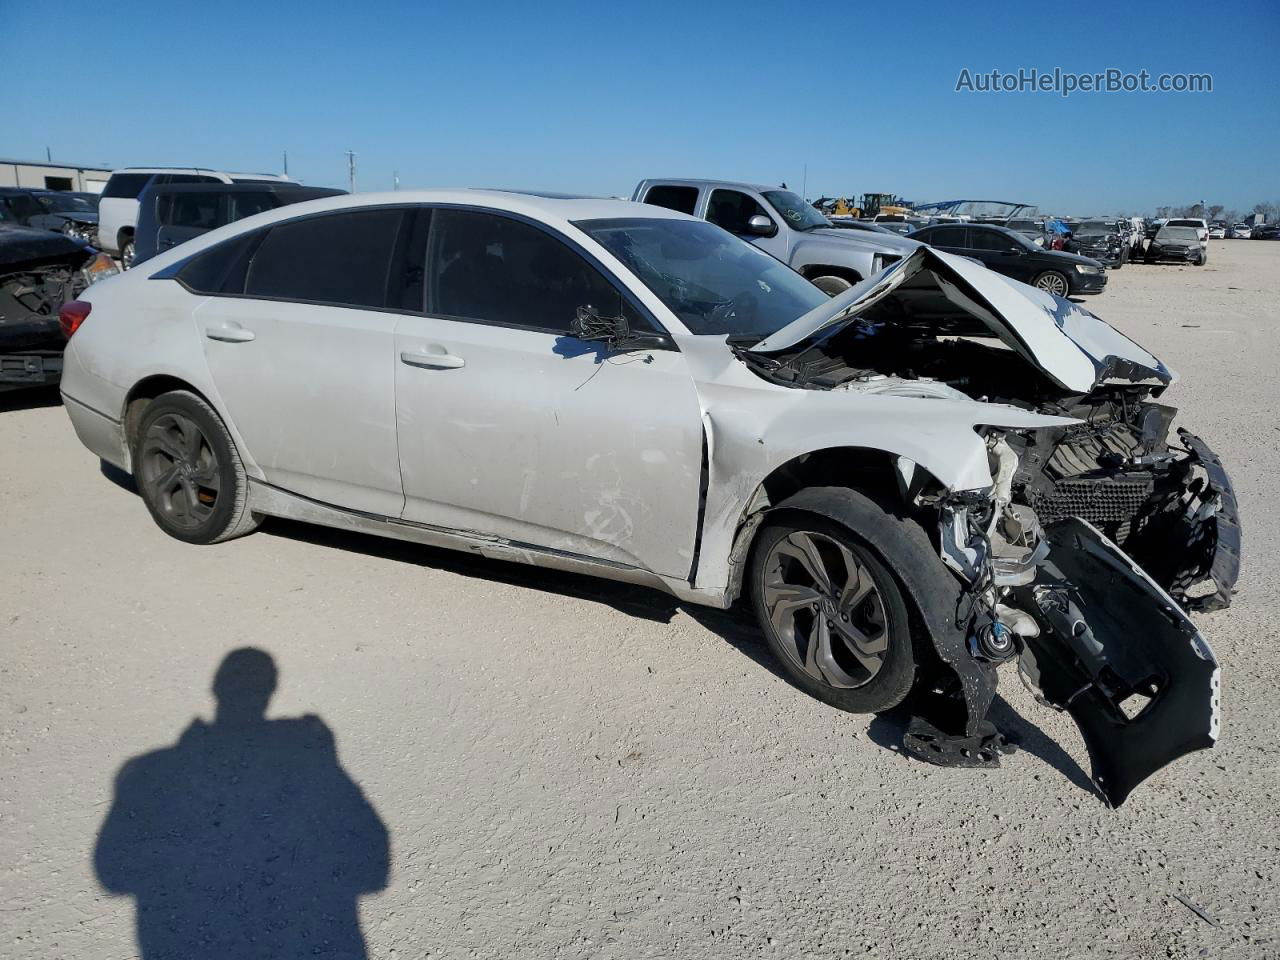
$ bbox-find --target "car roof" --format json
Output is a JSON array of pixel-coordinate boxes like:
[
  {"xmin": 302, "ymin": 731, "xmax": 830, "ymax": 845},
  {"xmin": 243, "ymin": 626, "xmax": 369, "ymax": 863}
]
[
  {"xmin": 141, "ymin": 183, "xmax": 345, "ymax": 197},
  {"xmin": 109, "ymin": 167, "xmax": 292, "ymax": 179},
  {"xmin": 638, "ymin": 178, "xmax": 781, "ymax": 193}
]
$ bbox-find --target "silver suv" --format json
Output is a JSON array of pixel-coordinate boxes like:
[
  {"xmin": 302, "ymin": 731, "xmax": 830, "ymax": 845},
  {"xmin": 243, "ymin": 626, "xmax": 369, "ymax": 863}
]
[
  {"xmin": 633, "ymin": 178, "xmax": 919, "ymax": 294},
  {"xmin": 98, "ymin": 167, "xmax": 294, "ymax": 267}
]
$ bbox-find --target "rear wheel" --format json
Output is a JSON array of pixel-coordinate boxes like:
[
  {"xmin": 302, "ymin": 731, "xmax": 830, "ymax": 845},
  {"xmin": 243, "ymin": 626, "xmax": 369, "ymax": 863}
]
[
  {"xmin": 749, "ymin": 503, "xmax": 917, "ymax": 713},
  {"xmin": 132, "ymin": 390, "xmax": 259, "ymax": 544},
  {"xmin": 120, "ymin": 235, "xmax": 136, "ymax": 270}
]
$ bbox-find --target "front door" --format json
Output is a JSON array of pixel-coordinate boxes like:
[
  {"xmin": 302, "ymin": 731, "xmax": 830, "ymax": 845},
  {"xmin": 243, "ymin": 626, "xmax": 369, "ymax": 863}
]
[
  {"xmin": 394, "ymin": 208, "xmax": 705, "ymax": 579},
  {"xmin": 705, "ymin": 188, "xmax": 789, "ymax": 260}
]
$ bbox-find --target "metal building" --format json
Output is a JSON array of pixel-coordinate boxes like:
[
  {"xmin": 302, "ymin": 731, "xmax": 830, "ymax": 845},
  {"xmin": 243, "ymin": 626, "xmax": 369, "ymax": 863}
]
[{"xmin": 0, "ymin": 158, "xmax": 115, "ymax": 193}]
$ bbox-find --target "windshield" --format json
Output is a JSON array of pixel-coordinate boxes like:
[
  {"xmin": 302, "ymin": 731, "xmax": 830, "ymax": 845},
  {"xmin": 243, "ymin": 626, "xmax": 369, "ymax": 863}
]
[
  {"xmin": 762, "ymin": 190, "xmax": 830, "ymax": 231},
  {"xmin": 37, "ymin": 193, "xmax": 94, "ymax": 213},
  {"xmin": 1076, "ymin": 221, "xmax": 1113, "ymax": 237},
  {"xmin": 577, "ymin": 217, "xmax": 829, "ymax": 337},
  {"xmin": 1157, "ymin": 226, "xmax": 1200, "ymax": 241},
  {"xmin": 1167, "ymin": 220, "xmax": 1202, "ymax": 228}
]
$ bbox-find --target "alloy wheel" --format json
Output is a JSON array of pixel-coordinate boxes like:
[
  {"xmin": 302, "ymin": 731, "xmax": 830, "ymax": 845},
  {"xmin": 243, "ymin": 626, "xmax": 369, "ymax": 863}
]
[
  {"xmin": 1035, "ymin": 272, "xmax": 1069, "ymax": 296},
  {"xmin": 139, "ymin": 412, "xmax": 221, "ymax": 531},
  {"xmin": 761, "ymin": 531, "xmax": 890, "ymax": 689}
]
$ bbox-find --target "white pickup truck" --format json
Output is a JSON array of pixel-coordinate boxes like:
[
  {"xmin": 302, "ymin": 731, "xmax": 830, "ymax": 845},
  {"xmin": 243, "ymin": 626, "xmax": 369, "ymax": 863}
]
[{"xmin": 633, "ymin": 178, "xmax": 919, "ymax": 294}]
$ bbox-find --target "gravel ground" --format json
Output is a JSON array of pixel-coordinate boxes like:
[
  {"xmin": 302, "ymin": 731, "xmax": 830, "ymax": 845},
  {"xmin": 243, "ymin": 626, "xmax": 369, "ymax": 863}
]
[{"xmin": 2, "ymin": 240, "xmax": 1278, "ymax": 959}]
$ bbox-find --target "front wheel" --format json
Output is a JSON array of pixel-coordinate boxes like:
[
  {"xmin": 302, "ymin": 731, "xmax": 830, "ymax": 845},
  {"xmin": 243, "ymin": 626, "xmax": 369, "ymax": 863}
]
[
  {"xmin": 1032, "ymin": 270, "xmax": 1070, "ymax": 297},
  {"xmin": 120, "ymin": 237, "xmax": 136, "ymax": 270},
  {"xmin": 811, "ymin": 274, "xmax": 854, "ymax": 296},
  {"xmin": 749, "ymin": 505, "xmax": 917, "ymax": 714},
  {"xmin": 133, "ymin": 390, "xmax": 260, "ymax": 544}
]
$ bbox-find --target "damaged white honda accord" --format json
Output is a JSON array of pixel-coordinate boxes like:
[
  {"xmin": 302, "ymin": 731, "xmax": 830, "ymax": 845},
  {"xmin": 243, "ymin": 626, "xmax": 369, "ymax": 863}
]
[{"xmin": 59, "ymin": 190, "xmax": 1240, "ymax": 806}]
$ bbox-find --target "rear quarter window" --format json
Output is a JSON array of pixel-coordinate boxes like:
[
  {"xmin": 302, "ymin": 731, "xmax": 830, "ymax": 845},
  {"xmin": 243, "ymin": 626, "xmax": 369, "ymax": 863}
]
[{"xmin": 102, "ymin": 173, "xmax": 153, "ymax": 199}]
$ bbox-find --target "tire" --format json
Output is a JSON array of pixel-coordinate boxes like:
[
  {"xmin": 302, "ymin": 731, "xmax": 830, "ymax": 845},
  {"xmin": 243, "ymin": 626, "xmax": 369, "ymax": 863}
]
[
  {"xmin": 811, "ymin": 275, "xmax": 854, "ymax": 297},
  {"xmin": 120, "ymin": 235, "xmax": 136, "ymax": 270},
  {"xmin": 132, "ymin": 390, "xmax": 260, "ymax": 544},
  {"xmin": 748, "ymin": 491, "xmax": 919, "ymax": 714},
  {"xmin": 1032, "ymin": 270, "xmax": 1070, "ymax": 297}
]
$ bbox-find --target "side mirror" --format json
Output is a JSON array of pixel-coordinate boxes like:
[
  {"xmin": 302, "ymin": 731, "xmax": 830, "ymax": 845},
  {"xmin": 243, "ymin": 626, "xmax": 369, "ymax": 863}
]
[
  {"xmin": 746, "ymin": 214, "xmax": 776, "ymax": 236},
  {"xmin": 570, "ymin": 305, "xmax": 665, "ymax": 352}
]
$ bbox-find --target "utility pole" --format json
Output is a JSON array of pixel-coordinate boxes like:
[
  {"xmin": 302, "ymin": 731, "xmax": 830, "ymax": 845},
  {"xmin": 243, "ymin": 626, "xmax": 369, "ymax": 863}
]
[
  {"xmin": 46, "ymin": 146, "xmax": 52, "ymax": 162},
  {"xmin": 393, "ymin": 170, "xmax": 400, "ymax": 191},
  {"xmin": 802, "ymin": 163, "xmax": 808, "ymax": 201},
  {"xmin": 345, "ymin": 150, "xmax": 357, "ymax": 194},
  {"xmin": 283, "ymin": 150, "xmax": 289, "ymax": 177}
]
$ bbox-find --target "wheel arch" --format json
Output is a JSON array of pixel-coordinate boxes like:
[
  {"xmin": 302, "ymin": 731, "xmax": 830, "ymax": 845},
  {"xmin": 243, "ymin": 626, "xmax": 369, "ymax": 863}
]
[
  {"xmin": 798, "ymin": 263, "xmax": 864, "ymax": 285},
  {"xmin": 122, "ymin": 376, "xmax": 220, "ymax": 462},
  {"xmin": 720, "ymin": 445, "xmax": 945, "ymax": 606}
]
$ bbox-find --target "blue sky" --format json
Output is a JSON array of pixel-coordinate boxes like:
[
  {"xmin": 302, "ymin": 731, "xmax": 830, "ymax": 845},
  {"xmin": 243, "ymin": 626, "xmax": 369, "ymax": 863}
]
[{"xmin": 4, "ymin": 0, "xmax": 1277, "ymax": 214}]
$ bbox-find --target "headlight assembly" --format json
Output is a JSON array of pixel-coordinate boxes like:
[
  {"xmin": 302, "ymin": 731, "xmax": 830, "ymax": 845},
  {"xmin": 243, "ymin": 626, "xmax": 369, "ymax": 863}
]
[{"xmin": 1075, "ymin": 264, "xmax": 1104, "ymax": 275}]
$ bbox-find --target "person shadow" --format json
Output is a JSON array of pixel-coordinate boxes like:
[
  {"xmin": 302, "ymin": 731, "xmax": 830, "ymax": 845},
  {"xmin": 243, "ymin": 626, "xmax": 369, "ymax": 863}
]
[{"xmin": 93, "ymin": 648, "xmax": 389, "ymax": 959}]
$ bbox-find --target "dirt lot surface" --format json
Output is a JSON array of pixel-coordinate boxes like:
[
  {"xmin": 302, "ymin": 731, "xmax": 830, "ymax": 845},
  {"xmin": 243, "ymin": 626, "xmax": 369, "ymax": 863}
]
[{"xmin": 2, "ymin": 241, "xmax": 1278, "ymax": 959}]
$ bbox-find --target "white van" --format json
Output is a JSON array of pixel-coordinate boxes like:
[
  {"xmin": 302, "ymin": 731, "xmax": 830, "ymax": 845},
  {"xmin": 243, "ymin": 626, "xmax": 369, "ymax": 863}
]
[{"xmin": 98, "ymin": 168, "xmax": 294, "ymax": 267}]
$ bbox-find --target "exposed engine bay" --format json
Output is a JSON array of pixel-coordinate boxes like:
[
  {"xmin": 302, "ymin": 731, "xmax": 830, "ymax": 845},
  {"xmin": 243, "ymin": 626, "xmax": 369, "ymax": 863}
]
[{"xmin": 738, "ymin": 247, "xmax": 1241, "ymax": 806}]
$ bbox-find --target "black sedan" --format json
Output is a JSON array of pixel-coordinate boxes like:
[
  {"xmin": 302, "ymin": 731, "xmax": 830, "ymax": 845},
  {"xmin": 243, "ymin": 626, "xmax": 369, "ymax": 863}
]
[
  {"xmin": 1145, "ymin": 226, "xmax": 1205, "ymax": 264},
  {"xmin": 907, "ymin": 223, "xmax": 1107, "ymax": 297}
]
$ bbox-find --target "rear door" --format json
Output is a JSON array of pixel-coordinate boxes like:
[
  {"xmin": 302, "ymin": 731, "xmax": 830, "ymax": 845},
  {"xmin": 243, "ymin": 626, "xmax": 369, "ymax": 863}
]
[
  {"xmin": 156, "ymin": 190, "xmax": 227, "ymax": 254},
  {"xmin": 393, "ymin": 207, "xmax": 705, "ymax": 578},
  {"xmin": 192, "ymin": 207, "xmax": 418, "ymax": 516}
]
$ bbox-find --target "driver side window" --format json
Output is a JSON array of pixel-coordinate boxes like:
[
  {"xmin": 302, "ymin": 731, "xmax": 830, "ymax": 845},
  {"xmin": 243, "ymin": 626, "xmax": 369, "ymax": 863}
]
[
  {"xmin": 706, "ymin": 189, "xmax": 769, "ymax": 235},
  {"xmin": 428, "ymin": 210, "xmax": 654, "ymax": 334}
]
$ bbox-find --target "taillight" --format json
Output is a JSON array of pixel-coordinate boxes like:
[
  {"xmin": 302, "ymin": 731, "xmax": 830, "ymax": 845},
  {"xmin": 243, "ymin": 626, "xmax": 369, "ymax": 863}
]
[{"xmin": 59, "ymin": 300, "xmax": 91, "ymax": 339}]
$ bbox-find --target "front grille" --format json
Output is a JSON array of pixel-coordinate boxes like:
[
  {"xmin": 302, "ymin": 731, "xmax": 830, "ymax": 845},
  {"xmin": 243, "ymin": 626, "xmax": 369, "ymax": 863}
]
[{"xmin": 1029, "ymin": 474, "xmax": 1154, "ymax": 525}]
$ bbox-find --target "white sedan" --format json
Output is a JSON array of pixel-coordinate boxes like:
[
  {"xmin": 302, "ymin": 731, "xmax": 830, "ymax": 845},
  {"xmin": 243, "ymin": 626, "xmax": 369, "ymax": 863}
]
[{"xmin": 59, "ymin": 190, "xmax": 1239, "ymax": 805}]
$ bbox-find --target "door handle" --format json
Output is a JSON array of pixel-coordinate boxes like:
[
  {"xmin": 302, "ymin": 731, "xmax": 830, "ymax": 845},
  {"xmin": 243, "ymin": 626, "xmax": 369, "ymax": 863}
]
[
  {"xmin": 400, "ymin": 350, "xmax": 465, "ymax": 370},
  {"xmin": 205, "ymin": 324, "xmax": 256, "ymax": 343}
]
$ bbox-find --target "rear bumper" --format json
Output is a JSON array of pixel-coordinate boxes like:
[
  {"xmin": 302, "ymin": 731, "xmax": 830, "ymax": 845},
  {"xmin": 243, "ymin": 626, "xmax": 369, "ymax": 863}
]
[{"xmin": 61, "ymin": 392, "xmax": 130, "ymax": 472}]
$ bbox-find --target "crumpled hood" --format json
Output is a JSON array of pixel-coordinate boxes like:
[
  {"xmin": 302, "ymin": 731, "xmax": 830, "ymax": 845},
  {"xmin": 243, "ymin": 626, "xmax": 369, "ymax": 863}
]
[{"xmin": 750, "ymin": 246, "xmax": 1173, "ymax": 394}]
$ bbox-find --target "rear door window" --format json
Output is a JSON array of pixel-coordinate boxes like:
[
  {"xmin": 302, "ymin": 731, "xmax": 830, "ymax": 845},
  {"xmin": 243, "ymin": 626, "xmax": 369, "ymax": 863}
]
[
  {"xmin": 165, "ymin": 192, "xmax": 224, "ymax": 229},
  {"xmin": 428, "ymin": 209, "xmax": 637, "ymax": 334},
  {"xmin": 243, "ymin": 209, "xmax": 407, "ymax": 309},
  {"xmin": 924, "ymin": 226, "xmax": 968, "ymax": 248},
  {"xmin": 230, "ymin": 192, "xmax": 277, "ymax": 221},
  {"xmin": 642, "ymin": 185, "xmax": 699, "ymax": 216}
]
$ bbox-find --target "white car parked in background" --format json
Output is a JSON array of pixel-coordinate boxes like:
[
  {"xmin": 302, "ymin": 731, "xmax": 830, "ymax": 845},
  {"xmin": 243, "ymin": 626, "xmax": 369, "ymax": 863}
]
[
  {"xmin": 58, "ymin": 189, "xmax": 1239, "ymax": 806},
  {"xmin": 97, "ymin": 167, "xmax": 295, "ymax": 268}
]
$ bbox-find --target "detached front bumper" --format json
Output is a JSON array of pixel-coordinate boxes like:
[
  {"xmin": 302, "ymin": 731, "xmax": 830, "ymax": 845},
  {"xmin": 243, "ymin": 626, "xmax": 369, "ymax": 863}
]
[{"xmin": 1017, "ymin": 518, "xmax": 1220, "ymax": 807}]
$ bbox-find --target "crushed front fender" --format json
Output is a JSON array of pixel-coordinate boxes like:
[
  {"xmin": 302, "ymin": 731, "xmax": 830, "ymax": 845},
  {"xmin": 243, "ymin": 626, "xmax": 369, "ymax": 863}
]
[{"xmin": 1016, "ymin": 518, "xmax": 1220, "ymax": 807}]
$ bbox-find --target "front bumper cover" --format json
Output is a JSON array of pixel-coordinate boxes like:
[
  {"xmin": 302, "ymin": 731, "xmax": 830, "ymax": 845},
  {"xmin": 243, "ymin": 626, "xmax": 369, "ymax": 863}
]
[{"xmin": 1016, "ymin": 518, "xmax": 1219, "ymax": 807}]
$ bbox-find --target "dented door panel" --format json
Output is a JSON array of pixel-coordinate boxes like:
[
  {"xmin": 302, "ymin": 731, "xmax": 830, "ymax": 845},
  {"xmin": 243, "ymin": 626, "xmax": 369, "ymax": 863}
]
[{"xmin": 395, "ymin": 315, "xmax": 705, "ymax": 578}]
